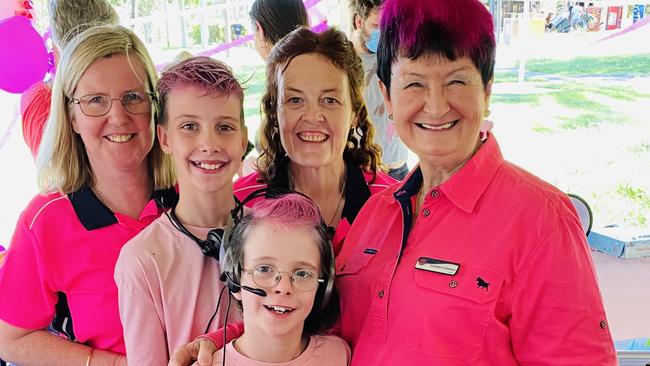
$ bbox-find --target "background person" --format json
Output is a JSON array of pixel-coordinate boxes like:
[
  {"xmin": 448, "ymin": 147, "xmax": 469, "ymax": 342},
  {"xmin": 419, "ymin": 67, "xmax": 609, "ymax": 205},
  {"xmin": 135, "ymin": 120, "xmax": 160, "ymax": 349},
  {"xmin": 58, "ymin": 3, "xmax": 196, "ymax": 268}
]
[
  {"xmin": 349, "ymin": 0, "xmax": 409, "ymax": 180},
  {"xmin": 0, "ymin": 25, "xmax": 175, "ymax": 365},
  {"xmin": 115, "ymin": 56, "xmax": 246, "ymax": 366},
  {"xmin": 234, "ymin": 27, "xmax": 395, "ymax": 256},
  {"xmin": 250, "ymin": 0, "xmax": 309, "ymax": 61},
  {"xmin": 20, "ymin": 0, "xmax": 119, "ymax": 158},
  {"xmin": 241, "ymin": 0, "xmax": 310, "ymax": 176}
]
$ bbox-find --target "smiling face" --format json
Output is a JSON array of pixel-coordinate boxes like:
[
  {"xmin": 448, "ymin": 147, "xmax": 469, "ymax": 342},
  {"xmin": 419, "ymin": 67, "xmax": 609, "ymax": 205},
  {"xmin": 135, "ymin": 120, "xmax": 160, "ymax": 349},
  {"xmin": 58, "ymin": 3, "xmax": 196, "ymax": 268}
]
[
  {"xmin": 71, "ymin": 54, "xmax": 154, "ymax": 174},
  {"xmin": 276, "ymin": 53, "xmax": 356, "ymax": 170},
  {"xmin": 157, "ymin": 84, "xmax": 247, "ymax": 194},
  {"xmin": 380, "ymin": 55, "xmax": 492, "ymax": 168},
  {"xmin": 235, "ymin": 220, "xmax": 321, "ymax": 342}
]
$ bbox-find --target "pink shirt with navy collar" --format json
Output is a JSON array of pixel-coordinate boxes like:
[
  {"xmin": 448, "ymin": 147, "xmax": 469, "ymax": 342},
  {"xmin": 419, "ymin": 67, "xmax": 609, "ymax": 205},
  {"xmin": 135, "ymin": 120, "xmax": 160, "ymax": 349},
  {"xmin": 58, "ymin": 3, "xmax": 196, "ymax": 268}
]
[
  {"xmin": 335, "ymin": 135, "xmax": 616, "ymax": 365},
  {"xmin": 0, "ymin": 186, "xmax": 176, "ymax": 354}
]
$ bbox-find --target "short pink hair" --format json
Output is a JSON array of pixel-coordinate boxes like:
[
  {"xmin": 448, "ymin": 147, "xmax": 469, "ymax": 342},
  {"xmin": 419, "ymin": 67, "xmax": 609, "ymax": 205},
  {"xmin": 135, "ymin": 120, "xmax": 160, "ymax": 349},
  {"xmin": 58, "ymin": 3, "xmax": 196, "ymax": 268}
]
[
  {"xmin": 156, "ymin": 56, "xmax": 244, "ymax": 125},
  {"xmin": 377, "ymin": 0, "xmax": 496, "ymax": 91},
  {"xmin": 250, "ymin": 193, "xmax": 323, "ymax": 228}
]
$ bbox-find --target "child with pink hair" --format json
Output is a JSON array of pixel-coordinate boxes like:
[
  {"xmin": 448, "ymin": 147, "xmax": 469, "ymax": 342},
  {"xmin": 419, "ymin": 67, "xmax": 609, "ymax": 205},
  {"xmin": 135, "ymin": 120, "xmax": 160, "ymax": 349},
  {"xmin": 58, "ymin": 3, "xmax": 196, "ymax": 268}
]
[
  {"xmin": 216, "ymin": 192, "xmax": 349, "ymax": 365},
  {"xmin": 114, "ymin": 56, "xmax": 247, "ymax": 366}
]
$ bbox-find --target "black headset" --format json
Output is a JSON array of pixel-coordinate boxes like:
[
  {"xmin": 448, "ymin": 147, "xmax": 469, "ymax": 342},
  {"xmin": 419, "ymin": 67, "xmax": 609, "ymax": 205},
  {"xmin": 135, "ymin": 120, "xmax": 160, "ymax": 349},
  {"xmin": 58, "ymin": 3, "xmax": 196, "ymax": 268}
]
[
  {"xmin": 219, "ymin": 187, "xmax": 336, "ymax": 312},
  {"xmin": 160, "ymin": 187, "xmax": 336, "ymax": 312},
  {"xmin": 158, "ymin": 197, "xmax": 233, "ymax": 261}
]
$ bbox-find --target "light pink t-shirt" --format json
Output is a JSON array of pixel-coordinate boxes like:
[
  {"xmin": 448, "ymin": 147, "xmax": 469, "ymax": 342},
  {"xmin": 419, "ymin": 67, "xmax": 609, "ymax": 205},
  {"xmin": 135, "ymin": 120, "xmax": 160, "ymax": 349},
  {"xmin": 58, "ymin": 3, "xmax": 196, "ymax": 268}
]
[
  {"xmin": 212, "ymin": 335, "xmax": 350, "ymax": 366},
  {"xmin": 115, "ymin": 214, "xmax": 238, "ymax": 366}
]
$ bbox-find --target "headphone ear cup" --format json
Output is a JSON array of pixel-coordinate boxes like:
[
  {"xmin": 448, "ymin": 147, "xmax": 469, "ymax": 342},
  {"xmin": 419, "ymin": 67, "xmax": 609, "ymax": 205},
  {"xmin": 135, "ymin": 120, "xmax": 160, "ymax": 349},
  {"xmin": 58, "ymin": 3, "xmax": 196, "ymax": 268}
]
[
  {"xmin": 218, "ymin": 216, "xmax": 235, "ymax": 280},
  {"xmin": 318, "ymin": 222, "xmax": 336, "ymax": 311},
  {"xmin": 225, "ymin": 272, "xmax": 241, "ymax": 293},
  {"xmin": 319, "ymin": 258, "xmax": 335, "ymax": 311},
  {"xmin": 204, "ymin": 228, "xmax": 224, "ymax": 260}
]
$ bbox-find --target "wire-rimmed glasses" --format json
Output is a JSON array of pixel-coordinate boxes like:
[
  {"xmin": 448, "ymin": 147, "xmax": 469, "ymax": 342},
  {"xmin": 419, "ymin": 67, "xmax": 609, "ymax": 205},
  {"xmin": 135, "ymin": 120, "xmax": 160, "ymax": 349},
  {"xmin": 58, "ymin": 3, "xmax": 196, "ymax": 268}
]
[
  {"xmin": 243, "ymin": 264, "xmax": 324, "ymax": 291},
  {"xmin": 69, "ymin": 91, "xmax": 153, "ymax": 117}
]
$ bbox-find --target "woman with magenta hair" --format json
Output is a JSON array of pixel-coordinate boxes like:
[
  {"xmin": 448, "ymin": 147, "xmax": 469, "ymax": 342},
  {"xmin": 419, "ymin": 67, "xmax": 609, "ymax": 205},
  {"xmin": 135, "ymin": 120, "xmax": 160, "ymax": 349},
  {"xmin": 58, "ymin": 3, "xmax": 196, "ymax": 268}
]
[
  {"xmin": 334, "ymin": 0, "xmax": 616, "ymax": 364},
  {"xmin": 170, "ymin": 0, "xmax": 616, "ymax": 365}
]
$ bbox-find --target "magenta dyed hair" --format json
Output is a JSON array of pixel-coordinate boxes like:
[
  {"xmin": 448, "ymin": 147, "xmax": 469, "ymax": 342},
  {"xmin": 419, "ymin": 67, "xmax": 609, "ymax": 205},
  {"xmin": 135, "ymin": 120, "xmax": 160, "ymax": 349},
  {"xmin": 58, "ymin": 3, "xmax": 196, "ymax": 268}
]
[
  {"xmin": 377, "ymin": 0, "xmax": 496, "ymax": 91},
  {"xmin": 156, "ymin": 56, "xmax": 244, "ymax": 125},
  {"xmin": 250, "ymin": 193, "xmax": 323, "ymax": 228}
]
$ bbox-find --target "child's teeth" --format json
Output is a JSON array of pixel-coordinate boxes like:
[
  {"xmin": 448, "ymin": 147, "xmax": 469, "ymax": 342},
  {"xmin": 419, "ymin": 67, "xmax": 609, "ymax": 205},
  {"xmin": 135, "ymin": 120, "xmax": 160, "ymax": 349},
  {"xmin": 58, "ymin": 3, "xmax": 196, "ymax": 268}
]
[
  {"xmin": 267, "ymin": 305, "xmax": 293, "ymax": 313},
  {"xmin": 195, "ymin": 161, "xmax": 222, "ymax": 170}
]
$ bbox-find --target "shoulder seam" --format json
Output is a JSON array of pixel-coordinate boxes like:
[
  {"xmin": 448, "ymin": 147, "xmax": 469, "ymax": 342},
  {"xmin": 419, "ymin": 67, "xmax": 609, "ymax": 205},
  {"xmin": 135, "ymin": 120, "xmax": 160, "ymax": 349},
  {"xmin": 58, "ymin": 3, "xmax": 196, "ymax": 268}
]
[
  {"xmin": 234, "ymin": 184, "xmax": 266, "ymax": 194},
  {"xmin": 29, "ymin": 196, "xmax": 68, "ymax": 229}
]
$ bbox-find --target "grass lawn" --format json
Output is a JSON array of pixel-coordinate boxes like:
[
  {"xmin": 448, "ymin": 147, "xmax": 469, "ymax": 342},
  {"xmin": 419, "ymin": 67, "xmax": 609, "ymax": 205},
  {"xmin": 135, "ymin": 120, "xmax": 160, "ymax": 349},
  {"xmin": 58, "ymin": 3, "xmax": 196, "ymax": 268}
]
[{"xmin": 491, "ymin": 54, "xmax": 650, "ymax": 228}]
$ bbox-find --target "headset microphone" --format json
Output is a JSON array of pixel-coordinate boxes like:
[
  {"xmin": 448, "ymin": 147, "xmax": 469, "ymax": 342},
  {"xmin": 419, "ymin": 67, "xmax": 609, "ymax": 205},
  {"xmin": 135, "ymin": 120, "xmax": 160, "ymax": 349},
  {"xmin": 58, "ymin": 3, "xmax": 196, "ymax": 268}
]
[{"xmin": 223, "ymin": 272, "xmax": 267, "ymax": 297}]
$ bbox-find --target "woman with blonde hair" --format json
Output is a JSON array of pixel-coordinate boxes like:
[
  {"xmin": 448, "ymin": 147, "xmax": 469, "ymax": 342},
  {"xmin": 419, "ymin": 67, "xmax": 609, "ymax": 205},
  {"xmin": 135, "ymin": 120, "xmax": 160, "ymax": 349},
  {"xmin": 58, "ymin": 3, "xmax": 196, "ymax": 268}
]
[
  {"xmin": 21, "ymin": 0, "xmax": 119, "ymax": 158},
  {"xmin": 0, "ymin": 25, "xmax": 175, "ymax": 365}
]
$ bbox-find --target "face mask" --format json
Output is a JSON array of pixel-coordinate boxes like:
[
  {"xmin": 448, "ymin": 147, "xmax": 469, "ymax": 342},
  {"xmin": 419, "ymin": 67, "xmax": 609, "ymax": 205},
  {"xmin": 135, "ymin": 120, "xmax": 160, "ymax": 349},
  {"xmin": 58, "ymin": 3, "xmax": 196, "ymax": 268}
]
[{"xmin": 364, "ymin": 29, "xmax": 380, "ymax": 53}]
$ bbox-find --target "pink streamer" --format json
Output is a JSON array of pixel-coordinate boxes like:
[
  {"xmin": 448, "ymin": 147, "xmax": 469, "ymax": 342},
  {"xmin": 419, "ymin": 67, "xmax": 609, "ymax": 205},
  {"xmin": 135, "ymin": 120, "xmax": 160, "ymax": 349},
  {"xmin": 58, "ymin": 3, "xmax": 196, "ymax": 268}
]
[{"xmin": 598, "ymin": 16, "xmax": 650, "ymax": 42}]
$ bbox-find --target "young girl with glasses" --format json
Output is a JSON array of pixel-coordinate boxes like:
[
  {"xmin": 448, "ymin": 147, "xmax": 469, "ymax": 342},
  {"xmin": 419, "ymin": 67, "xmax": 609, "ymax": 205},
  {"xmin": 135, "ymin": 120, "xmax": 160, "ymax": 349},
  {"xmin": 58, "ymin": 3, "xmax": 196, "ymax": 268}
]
[{"xmin": 217, "ymin": 193, "xmax": 350, "ymax": 365}]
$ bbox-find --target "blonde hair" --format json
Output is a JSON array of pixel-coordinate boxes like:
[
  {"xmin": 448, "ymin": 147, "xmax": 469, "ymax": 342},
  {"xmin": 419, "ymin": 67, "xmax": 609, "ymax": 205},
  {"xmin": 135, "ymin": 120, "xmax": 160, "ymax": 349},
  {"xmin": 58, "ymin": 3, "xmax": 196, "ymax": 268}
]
[
  {"xmin": 37, "ymin": 25, "xmax": 175, "ymax": 193},
  {"xmin": 49, "ymin": 0, "xmax": 119, "ymax": 50}
]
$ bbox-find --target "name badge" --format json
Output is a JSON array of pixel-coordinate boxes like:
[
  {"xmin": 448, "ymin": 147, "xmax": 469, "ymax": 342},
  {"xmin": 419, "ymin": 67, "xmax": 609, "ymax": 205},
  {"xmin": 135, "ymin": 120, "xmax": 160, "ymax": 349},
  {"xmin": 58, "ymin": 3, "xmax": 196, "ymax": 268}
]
[{"xmin": 415, "ymin": 257, "xmax": 460, "ymax": 276}]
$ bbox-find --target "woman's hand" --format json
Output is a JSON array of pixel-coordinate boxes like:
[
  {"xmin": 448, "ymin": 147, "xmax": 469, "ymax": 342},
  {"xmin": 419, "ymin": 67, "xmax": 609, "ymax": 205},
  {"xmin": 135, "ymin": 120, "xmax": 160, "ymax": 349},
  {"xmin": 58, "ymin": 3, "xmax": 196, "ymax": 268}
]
[{"xmin": 169, "ymin": 338, "xmax": 218, "ymax": 366}]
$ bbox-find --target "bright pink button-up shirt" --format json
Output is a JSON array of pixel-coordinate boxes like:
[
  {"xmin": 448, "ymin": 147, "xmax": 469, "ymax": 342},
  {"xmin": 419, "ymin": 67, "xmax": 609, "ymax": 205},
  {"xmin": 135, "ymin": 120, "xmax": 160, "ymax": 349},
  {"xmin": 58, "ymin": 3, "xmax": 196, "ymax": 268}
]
[
  {"xmin": 335, "ymin": 136, "xmax": 616, "ymax": 365},
  {"xmin": 0, "ymin": 186, "xmax": 176, "ymax": 354}
]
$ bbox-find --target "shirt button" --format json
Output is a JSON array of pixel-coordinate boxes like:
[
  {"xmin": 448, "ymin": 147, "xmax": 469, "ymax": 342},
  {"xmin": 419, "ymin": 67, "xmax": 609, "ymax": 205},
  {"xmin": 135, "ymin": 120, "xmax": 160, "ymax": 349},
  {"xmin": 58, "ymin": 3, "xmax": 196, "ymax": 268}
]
[
  {"xmin": 600, "ymin": 320, "xmax": 607, "ymax": 329},
  {"xmin": 378, "ymin": 290, "xmax": 384, "ymax": 298},
  {"xmin": 422, "ymin": 208, "xmax": 430, "ymax": 217},
  {"xmin": 449, "ymin": 280, "xmax": 458, "ymax": 288},
  {"xmin": 431, "ymin": 190, "xmax": 439, "ymax": 198},
  {"xmin": 340, "ymin": 264, "xmax": 346, "ymax": 271}
]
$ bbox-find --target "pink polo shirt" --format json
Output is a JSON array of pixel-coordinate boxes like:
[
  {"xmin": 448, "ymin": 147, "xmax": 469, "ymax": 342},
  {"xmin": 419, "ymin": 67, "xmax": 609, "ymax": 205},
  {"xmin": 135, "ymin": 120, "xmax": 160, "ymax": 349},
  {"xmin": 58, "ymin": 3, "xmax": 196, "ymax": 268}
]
[
  {"xmin": 0, "ymin": 186, "xmax": 176, "ymax": 354},
  {"xmin": 234, "ymin": 164, "xmax": 395, "ymax": 255},
  {"xmin": 335, "ymin": 135, "xmax": 617, "ymax": 365}
]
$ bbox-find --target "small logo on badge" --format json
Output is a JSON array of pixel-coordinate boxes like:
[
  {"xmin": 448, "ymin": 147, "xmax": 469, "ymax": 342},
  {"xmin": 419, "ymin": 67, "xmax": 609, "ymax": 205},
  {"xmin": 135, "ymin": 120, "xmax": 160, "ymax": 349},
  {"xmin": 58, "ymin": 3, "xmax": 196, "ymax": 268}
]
[{"xmin": 476, "ymin": 277, "xmax": 489, "ymax": 291}]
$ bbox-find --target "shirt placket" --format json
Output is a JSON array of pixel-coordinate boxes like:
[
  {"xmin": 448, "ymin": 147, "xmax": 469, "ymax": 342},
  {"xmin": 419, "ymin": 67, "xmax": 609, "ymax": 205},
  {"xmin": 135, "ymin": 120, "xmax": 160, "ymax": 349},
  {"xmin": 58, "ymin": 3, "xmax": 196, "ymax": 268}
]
[{"xmin": 366, "ymin": 199, "xmax": 408, "ymax": 342}]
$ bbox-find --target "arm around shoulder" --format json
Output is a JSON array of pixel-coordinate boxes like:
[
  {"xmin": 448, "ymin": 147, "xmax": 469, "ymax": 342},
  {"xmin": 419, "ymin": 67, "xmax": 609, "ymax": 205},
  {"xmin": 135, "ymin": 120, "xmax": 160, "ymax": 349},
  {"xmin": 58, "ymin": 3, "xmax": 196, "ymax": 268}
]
[{"xmin": 0, "ymin": 319, "xmax": 126, "ymax": 366}]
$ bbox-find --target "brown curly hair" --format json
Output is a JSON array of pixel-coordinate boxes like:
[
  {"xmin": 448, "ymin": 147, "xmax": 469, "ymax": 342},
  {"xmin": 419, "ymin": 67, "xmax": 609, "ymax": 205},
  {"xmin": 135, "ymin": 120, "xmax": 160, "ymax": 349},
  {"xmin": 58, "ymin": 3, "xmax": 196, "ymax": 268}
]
[{"xmin": 257, "ymin": 27, "xmax": 383, "ymax": 182}]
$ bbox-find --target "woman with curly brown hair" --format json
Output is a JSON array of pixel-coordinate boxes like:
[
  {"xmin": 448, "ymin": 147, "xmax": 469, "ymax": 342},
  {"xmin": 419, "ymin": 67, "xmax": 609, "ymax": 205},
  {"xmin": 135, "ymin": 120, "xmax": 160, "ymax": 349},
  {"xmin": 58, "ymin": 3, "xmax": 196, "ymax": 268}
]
[{"xmin": 234, "ymin": 27, "xmax": 395, "ymax": 256}]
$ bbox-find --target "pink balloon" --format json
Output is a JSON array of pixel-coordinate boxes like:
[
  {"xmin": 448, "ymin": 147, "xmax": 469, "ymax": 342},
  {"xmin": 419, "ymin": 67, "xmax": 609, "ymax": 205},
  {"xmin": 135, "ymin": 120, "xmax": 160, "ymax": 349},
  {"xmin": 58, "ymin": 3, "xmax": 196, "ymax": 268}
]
[{"xmin": 0, "ymin": 16, "xmax": 48, "ymax": 94}]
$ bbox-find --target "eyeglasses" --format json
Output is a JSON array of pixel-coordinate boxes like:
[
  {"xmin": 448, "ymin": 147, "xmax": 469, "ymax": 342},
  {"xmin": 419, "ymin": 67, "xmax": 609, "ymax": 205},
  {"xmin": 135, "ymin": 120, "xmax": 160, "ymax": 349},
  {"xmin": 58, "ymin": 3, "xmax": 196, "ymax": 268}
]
[
  {"xmin": 243, "ymin": 265, "xmax": 324, "ymax": 292},
  {"xmin": 69, "ymin": 91, "xmax": 153, "ymax": 117}
]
